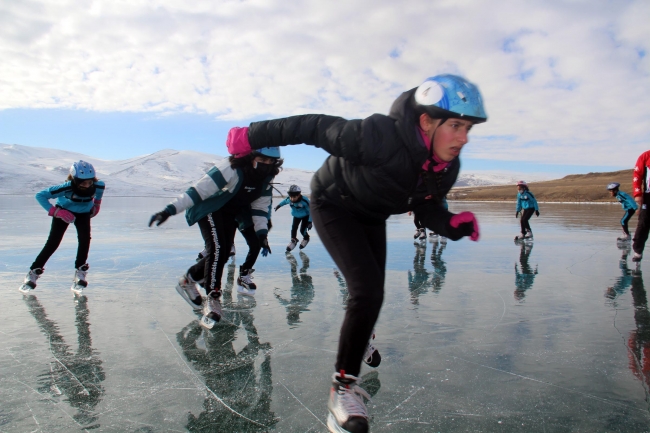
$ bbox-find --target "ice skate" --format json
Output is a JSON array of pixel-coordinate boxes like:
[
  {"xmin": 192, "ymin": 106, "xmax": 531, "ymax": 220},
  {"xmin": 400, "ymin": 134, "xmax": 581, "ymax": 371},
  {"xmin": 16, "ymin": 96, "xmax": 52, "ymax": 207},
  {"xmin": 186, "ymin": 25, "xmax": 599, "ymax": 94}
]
[
  {"xmin": 413, "ymin": 228, "xmax": 422, "ymax": 240},
  {"xmin": 363, "ymin": 332, "xmax": 381, "ymax": 368},
  {"xmin": 617, "ymin": 233, "xmax": 632, "ymax": 242},
  {"xmin": 299, "ymin": 238, "xmax": 310, "ymax": 249},
  {"xmin": 19, "ymin": 268, "xmax": 43, "ymax": 293},
  {"xmin": 632, "ymin": 252, "xmax": 643, "ymax": 263},
  {"xmin": 71, "ymin": 264, "xmax": 89, "ymax": 295},
  {"xmin": 327, "ymin": 372, "xmax": 370, "ymax": 433},
  {"xmin": 199, "ymin": 291, "xmax": 222, "ymax": 329},
  {"xmin": 418, "ymin": 229, "xmax": 427, "ymax": 240},
  {"xmin": 176, "ymin": 273, "xmax": 203, "ymax": 310},
  {"xmin": 230, "ymin": 244, "xmax": 236, "ymax": 257},
  {"xmin": 286, "ymin": 238, "xmax": 298, "ymax": 252},
  {"xmin": 439, "ymin": 236, "xmax": 447, "ymax": 244},
  {"xmin": 524, "ymin": 230, "xmax": 534, "ymax": 240},
  {"xmin": 428, "ymin": 232, "xmax": 439, "ymax": 242},
  {"xmin": 514, "ymin": 234, "xmax": 524, "ymax": 241},
  {"xmin": 237, "ymin": 268, "xmax": 257, "ymax": 296}
]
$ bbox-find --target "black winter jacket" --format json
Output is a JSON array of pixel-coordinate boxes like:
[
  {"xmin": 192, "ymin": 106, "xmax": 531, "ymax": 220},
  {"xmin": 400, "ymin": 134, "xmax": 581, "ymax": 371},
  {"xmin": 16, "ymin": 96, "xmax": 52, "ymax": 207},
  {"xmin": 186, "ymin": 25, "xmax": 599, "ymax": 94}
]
[{"xmin": 248, "ymin": 88, "xmax": 462, "ymax": 238}]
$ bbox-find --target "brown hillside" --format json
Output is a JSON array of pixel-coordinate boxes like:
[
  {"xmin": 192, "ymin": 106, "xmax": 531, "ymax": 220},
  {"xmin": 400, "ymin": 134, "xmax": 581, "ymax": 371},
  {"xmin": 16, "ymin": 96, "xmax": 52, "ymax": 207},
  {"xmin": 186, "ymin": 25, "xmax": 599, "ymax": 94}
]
[{"xmin": 450, "ymin": 169, "xmax": 634, "ymax": 202}]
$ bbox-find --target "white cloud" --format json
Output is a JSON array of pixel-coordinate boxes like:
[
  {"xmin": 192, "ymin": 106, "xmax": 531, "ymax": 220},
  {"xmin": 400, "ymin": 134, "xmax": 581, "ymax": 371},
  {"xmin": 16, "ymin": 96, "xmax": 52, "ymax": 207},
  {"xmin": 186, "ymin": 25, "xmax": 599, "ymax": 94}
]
[{"xmin": 0, "ymin": 0, "xmax": 648, "ymax": 166}]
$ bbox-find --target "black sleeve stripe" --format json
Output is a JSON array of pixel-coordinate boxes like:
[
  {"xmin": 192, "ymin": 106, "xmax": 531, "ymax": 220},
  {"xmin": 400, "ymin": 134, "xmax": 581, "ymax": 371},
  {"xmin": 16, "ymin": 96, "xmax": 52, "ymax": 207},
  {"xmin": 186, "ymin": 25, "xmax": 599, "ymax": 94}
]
[
  {"xmin": 95, "ymin": 185, "xmax": 105, "ymax": 190},
  {"xmin": 50, "ymin": 185, "xmax": 73, "ymax": 195}
]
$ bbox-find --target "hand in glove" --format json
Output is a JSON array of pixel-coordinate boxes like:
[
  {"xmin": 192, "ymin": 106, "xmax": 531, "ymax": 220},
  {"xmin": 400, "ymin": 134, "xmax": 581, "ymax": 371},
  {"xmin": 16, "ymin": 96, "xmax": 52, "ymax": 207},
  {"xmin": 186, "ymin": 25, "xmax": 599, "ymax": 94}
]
[
  {"xmin": 260, "ymin": 235, "xmax": 272, "ymax": 257},
  {"xmin": 149, "ymin": 210, "xmax": 171, "ymax": 227},
  {"xmin": 516, "ymin": 211, "xmax": 520, "ymax": 218},
  {"xmin": 535, "ymin": 210, "xmax": 540, "ymax": 217},
  {"xmin": 90, "ymin": 199, "xmax": 101, "ymax": 218},
  {"xmin": 446, "ymin": 211, "xmax": 480, "ymax": 241},
  {"xmin": 226, "ymin": 127, "xmax": 252, "ymax": 157},
  {"xmin": 307, "ymin": 221, "xmax": 313, "ymax": 230},
  {"xmin": 49, "ymin": 207, "xmax": 75, "ymax": 224},
  {"xmin": 274, "ymin": 206, "xmax": 280, "ymax": 212}
]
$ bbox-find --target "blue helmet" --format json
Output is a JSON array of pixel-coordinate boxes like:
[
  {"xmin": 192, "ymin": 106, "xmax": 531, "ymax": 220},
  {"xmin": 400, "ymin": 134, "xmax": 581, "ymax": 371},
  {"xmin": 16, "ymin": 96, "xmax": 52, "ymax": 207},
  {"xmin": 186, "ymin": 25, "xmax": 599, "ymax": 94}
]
[
  {"xmin": 70, "ymin": 160, "xmax": 96, "ymax": 180},
  {"xmin": 414, "ymin": 74, "xmax": 487, "ymax": 123},
  {"xmin": 254, "ymin": 147, "xmax": 281, "ymax": 159},
  {"xmin": 607, "ymin": 182, "xmax": 620, "ymax": 191}
]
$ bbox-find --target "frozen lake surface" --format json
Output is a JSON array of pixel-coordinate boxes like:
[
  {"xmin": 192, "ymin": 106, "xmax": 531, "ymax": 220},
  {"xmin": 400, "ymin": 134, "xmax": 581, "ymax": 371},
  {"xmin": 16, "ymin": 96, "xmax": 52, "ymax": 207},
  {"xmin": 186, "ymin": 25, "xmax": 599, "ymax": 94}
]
[{"xmin": 1, "ymin": 197, "xmax": 650, "ymax": 432}]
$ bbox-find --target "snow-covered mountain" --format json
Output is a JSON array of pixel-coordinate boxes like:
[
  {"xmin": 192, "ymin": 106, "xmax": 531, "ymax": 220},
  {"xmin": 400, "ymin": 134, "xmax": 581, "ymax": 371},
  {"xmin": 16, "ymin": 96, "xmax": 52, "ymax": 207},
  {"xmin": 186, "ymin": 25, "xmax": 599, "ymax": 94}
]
[{"xmin": 0, "ymin": 143, "xmax": 524, "ymax": 196}]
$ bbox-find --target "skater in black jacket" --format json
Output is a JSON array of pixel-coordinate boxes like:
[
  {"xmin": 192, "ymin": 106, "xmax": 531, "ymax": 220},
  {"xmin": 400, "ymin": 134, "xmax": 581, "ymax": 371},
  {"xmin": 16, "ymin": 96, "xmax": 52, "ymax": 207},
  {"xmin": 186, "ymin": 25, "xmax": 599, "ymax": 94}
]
[{"xmin": 226, "ymin": 74, "xmax": 487, "ymax": 433}]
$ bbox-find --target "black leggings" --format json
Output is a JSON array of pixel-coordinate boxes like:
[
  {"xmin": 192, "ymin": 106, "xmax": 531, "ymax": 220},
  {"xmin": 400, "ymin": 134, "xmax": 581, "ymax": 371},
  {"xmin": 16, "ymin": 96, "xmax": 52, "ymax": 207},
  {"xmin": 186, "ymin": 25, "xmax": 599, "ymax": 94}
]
[
  {"xmin": 622, "ymin": 209, "xmax": 636, "ymax": 235},
  {"xmin": 239, "ymin": 226, "xmax": 262, "ymax": 270},
  {"xmin": 520, "ymin": 208, "xmax": 535, "ymax": 235},
  {"xmin": 32, "ymin": 211, "xmax": 91, "ymax": 270},
  {"xmin": 291, "ymin": 216, "xmax": 311, "ymax": 239},
  {"xmin": 188, "ymin": 212, "xmax": 236, "ymax": 295},
  {"xmin": 311, "ymin": 198, "xmax": 386, "ymax": 377},
  {"xmin": 633, "ymin": 194, "xmax": 650, "ymax": 254}
]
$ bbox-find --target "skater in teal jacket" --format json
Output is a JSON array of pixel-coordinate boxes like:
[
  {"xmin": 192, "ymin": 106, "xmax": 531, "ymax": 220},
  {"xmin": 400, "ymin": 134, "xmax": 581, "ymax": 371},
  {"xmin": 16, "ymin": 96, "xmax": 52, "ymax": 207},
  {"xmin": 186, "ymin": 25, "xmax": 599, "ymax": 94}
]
[
  {"xmin": 274, "ymin": 184, "xmax": 312, "ymax": 251},
  {"xmin": 515, "ymin": 180, "xmax": 539, "ymax": 240},
  {"xmin": 607, "ymin": 182, "xmax": 638, "ymax": 241}
]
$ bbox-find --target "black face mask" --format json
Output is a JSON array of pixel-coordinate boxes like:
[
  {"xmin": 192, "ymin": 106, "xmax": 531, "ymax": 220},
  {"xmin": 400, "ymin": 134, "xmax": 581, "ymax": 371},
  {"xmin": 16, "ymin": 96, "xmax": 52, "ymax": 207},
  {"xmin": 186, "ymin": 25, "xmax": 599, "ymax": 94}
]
[
  {"xmin": 72, "ymin": 179, "xmax": 96, "ymax": 197},
  {"xmin": 254, "ymin": 162, "xmax": 274, "ymax": 179}
]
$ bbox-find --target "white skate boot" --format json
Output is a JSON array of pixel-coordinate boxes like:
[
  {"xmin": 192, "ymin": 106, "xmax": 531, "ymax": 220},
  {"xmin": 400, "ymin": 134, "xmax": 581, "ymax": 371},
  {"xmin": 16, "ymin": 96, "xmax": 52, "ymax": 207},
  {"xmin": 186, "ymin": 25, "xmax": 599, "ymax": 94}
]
[
  {"xmin": 363, "ymin": 332, "xmax": 381, "ymax": 368},
  {"xmin": 19, "ymin": 268, "xmax": 43, "ymax": 293},
  {"xmin": 299, "ymin": 238, "xmax": 310, "ymax": 249},
  {"xmin": 632, "ymin": 252, "xmax": 643, "ymax": 263},
  {"xmin": 418, "ymin": 229, "xmax": 427, "ymax": 240},
  {"xmin": 413, "ymin": 228, "xmax": 422, "ymax": 239},
  {"xmin": 524, "ymin": 230, "xmax": 534, "ymax": 240},
  {"xmin": 71, "ymin": 264, "xmax": 89, "ymax": 295},
  {"xmin": 230, "ymin": 243, "xmax": 236, "ymax": 257},
  {"xmin": 176, "ymin": 273, "xmax": 203, "ymax": 310},
  {"xmin": 200, "ymin": 291, "xmax": 222, "ymax": 329},
  {"xmin": 286, "ymin": 238, "xmax": 299, "ymax": 252},
  {"xmin": 237, "ymin": 268, "xmax": 257, "ymax": 296},
  {"xmin": 327, "ymin": 372, "xmax": 370, "ymax": 433},
  {"xmin": 617, "ymin": 233, "xmax": 632, "ymax": 242}
]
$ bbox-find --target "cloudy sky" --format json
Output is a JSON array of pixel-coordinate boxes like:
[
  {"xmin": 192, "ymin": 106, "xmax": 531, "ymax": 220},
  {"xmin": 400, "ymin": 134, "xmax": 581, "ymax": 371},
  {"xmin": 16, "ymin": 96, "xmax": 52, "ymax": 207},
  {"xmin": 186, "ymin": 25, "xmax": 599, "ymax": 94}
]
[{"xmin": 1, "ymin": 0, "xmax": 648, "ymax": 175}]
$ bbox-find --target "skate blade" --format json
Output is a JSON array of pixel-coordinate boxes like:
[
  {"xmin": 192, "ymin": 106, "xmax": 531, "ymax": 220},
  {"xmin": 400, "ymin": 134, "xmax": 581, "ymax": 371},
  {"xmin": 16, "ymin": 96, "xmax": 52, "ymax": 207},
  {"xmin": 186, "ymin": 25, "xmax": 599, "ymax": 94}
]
[
  {"xmin": 326, "ymin": 413, "xmax": 352, "ymax": 433},
  {"xmin": 175, "ymin": 284, "xmax": 203, "ymax": 310},
  {"xmin": 199, "ymin": 315, "xmax": 217, "ymax": 329},
  {"xmin": 18, "ymin": 284, "xmax": 34, "ymax": 294},
  {"xmin": 71, "ymin": 284, "xmax": 84, "ymax": 296},
  {"xmin": 237, "ymin": 286, "xmax": 256, "ymax": 297}
]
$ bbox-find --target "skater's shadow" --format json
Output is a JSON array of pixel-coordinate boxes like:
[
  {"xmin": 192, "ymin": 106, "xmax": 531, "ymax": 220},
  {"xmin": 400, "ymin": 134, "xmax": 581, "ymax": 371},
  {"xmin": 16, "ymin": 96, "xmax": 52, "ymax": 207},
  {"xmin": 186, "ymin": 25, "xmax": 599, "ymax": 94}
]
[
  {"xmin": 430, "ymin": 239, "xmax": 447, "ymax": 294},
  {"xmin": 23, "ymin": 295, "xmax": 105, "ymax": 429},
  {"xmin": 408, "ymin": 243, "xmax": 432, "ymax": 305},
  {"xmin": 274, "ymin": 252, "xmax": 315, "ymax": 328},
  {"xmin": 606, "ymin": 243, "xmax": 635, "ymax": 303},
  {"xmin": 178, "ymin": 262, "xmax": 277, "ymax": 432},
  {"xmin": 333, "ymin": 269, "xmax": 349, "ymax": 307},
  {"xmin": 514, "ymin": 240, "xmax": 538, "ymax": 302}
]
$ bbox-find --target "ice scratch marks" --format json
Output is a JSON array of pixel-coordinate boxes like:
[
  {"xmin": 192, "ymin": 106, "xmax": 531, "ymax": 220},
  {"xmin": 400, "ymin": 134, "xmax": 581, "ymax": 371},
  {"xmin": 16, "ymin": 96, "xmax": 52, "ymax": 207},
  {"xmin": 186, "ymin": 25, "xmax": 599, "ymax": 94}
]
[
  {"xmin": 47, "ymin": 336, "xmax": 92, "ymax": 396},
  {"xmin": 25, "ymin": 402, "xmax": 39, "ymax": 431},
  {"xmin": 490, "ymin": 290, "xmax": 507, "ymax": 333},
  {"xmin": 452, "ymin": 355, "xmax": 649, "ymax": 414},
  {"xmin": 385, "ymin": 386, "xmax": 423, "ymax": 417},
  {"xmin": 278, "ymin": 381, "xmax": 327, "ymax": 428}
]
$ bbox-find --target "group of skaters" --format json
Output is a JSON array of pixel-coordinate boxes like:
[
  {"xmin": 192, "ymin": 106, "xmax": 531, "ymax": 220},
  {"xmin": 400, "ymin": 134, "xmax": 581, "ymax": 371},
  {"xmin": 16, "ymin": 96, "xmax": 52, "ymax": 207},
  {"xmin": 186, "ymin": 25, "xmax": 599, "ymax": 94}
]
[{"xmin": 15, "ymin": 72, "xmax": 650, "ymax": 433}]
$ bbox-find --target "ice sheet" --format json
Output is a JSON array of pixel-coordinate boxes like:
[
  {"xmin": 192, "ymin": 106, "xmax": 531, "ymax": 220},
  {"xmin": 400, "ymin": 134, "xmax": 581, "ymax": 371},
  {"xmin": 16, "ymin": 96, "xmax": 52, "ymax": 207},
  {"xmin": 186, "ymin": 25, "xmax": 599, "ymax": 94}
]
[{"xmin": 1, "ymin": 197, "xmax": 649, "ymax": 432}]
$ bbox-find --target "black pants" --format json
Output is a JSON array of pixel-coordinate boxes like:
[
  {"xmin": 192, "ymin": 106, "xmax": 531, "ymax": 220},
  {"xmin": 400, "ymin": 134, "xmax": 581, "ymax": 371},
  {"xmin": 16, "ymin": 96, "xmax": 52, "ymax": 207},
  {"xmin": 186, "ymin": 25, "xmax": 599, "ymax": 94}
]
[
  {"xmin": 520, "ymin": 208, "xmax": 535, "ymax": 235},
  {"xmin": 291, "ymin": 216, "xmax": 311, "ymax": 239},
  {"xmin": 32, "ymin": 211, "xmax": 92, "ymax": 270},
  {"xmin": 311, "ymin": 198, "xmax": 386, "ymax": 377},
  {"xmin": 633, "ymin": 194, "xmax": 650, "ymax": 254},
  {"xmin": 622, "ymin": 209, "xmax": 636, "ymax": 235},
  {"xmin": 188, "ymin": 212, "xmax": 237, "ymax": 295},
  {"xmin": 413, "ymin": 214, "xmax": 424, "ymax": 230},
  {"xmin": 239, "ymin": 226, "xmax": 262, "ymax": 270}
]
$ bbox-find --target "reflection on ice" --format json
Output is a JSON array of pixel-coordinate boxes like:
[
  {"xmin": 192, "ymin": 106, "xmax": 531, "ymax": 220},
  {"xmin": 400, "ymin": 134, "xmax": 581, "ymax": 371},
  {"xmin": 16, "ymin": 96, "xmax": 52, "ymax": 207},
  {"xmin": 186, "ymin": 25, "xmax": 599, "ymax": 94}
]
[
  {"xmin": 274, "ymin": 252, "xmax": 315, "ymax": 327},
  {"xmin": 514, "ymin": 240, "xmax": 538, "ymax": 301},
  {"xmin": 408, "ymin": 239, "xmax": 447, "ymax": 304}
]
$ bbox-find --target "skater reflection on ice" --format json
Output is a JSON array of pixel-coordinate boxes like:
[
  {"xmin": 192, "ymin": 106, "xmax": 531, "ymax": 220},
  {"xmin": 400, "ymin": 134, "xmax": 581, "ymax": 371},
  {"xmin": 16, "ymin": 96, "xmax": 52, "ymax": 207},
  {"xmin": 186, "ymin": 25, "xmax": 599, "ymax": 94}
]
[
  {"xmin": 274, "ymin": 252, "xmax": 315, "ymax": 327},
  {"xmin": 626, "ymin": 269, "xmax": 650, "ymax": 398},
  {"xmin": 333, "ymin": 269, "xmax": 349, "ymax": 307},
  {"xmin": 177, "ymin": 262, "xmax": 277, "ymax": 432},
  {"xmin": 408, "ymin": 242, "xmax": 432, "ymax": 305},
  {"xmin": 430, "ymin": 238, "xmax": 447, "ymax": 294},
  {"xmin": 514, "ymin": 239, "xmax": 538, "ymax": 301},
  {"xmin": 23, "ymin": 295, "xmax": 105, "ymax": 429},
  {"xmin": 606, "ymin": 243, "xmax": 635, "ymax": 303}
]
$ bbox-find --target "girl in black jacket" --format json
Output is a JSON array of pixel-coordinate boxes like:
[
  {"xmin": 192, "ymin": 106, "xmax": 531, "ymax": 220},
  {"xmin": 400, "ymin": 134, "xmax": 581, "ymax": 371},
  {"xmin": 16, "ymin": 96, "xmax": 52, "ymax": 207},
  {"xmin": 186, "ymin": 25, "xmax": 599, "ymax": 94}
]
[{"xmin": 227, "ymin": 74, "xmax": 487, "ymax": 433}]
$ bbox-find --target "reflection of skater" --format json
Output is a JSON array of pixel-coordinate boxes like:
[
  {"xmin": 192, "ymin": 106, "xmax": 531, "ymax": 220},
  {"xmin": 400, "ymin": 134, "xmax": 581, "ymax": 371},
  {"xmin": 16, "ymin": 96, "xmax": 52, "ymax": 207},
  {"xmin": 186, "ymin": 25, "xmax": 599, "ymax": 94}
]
[
  {"xmin": 226, "ymin": 74, "xmax": 486, "ymax": 432},
  {"xmin": 274, "ymin": 185, "xmax": 312, "ymax": 251},
  {"xmin": 514, "ymin": 240, "xmax": 538, "ymax": 301},
  {"xmin": 430, "ymin": 238, "xmax": 447, "ymax": 293},
  {"xmin": 515, "ymin": 180, "xmax": 539, "ymax": 241},
  {"xmin": 19, "ymin": 161, "xmax": 105, "ymax": 295},
  {"xmin": 607, "ymin": 182, "xmax": 637, "ymax": 242},
  {"xmin": 275, "ymin": 252, "xmax": 315, "ymax": 326},
  {"xmin": 408, "ymin": 242, "xmax": 431, "ymax": 304},
  {"xmin": 409, "ymin": 211, "xmax": 427, "ymax": 241},
  {"xmin": 149, "ymin": 148, "xmax": 281, "ymax": 328},
  {"xmin": 24, "ymin": 295, "xmax": 105, "ymax": 428},
  {"xmin": 626, "ymin": 270, "xmax": 650, "ymax": 396},
  {"xmin": 606, "ymin": 243, "xmax": 634, "ymax": 301},
  {"xmin": 177, "ymin": 263, "xmax": 277, "ymax": 432},
  {"xmin": 632, "ymin": 151, "xmax": 650, "ymax": 262}
]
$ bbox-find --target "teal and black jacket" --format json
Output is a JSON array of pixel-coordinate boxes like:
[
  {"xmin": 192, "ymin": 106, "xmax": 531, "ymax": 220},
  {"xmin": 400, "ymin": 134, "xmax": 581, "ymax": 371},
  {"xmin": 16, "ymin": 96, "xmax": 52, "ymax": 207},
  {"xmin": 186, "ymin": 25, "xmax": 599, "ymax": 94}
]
[
  {"xmin": 615, "ymin": 190, "xmax": 638, "ymax": 211},
  {"xmin": 516, "ymin": 190, "xmax": 539, "ymax": 212},
  {"xmin": 275, "ymin": 195, "xmax": 311, "ymax": 220},
  {"xmin": 165, "ymin": 160, "xmax": 274, "ymax": 237},
  {"xmin": 35, "ymin": 180, "xmax": 105, "ymax": 214}
]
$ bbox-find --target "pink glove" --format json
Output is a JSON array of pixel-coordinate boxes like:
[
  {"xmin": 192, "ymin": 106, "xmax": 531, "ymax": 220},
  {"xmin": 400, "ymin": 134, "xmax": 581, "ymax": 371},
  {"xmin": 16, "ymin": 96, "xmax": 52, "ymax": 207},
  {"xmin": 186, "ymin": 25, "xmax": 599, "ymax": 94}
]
[
  {"xmin": 48, "ymin": 207, "xmax": 76, "ymax": 224},
  {"xmin": 226, "ymin": 127, "xmax": 252, "ymax": 157},
  {"xmin": 450, "ymin": 211, "xmax": 480, "ymax": 241},
  {"xmin": 90, "ymin": 199, "xmax": 101, "ymax": 218}
]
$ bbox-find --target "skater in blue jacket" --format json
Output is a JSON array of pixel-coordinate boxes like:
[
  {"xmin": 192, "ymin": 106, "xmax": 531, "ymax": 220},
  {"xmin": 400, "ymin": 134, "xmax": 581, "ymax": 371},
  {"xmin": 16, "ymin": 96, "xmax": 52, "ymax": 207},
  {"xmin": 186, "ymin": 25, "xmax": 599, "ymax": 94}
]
[
  {"xmin": 515, "ymin": 180, "xmax": 539, "ymax": 240},
  {"xmin": 19, "ymin": 161, "xmax": 105, "ymax": 295},
  {"xmin": 607, "ymin": 182, "xmax": 638, "ymax": 242},
  {"xmin": 274, "ymin": 185, "xmax": 313, "ymax": 251}
]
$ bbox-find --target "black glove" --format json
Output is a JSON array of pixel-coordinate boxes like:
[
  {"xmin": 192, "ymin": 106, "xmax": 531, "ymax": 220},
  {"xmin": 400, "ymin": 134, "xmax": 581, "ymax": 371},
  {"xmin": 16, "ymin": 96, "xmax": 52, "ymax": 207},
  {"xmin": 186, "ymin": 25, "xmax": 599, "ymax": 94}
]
[
  {"xmin": 149, "ymin": 210, "xmax": 171, "ymax": 227},
  {"xmin": 307, "ymin": 222, "xmax": 313, "ymax": 230},
  {"xmin": 516, "ymin": 211, "xmax": 520, "ymax": 218},
  {"xmin": 260, "ymin": 235, "xmax": 271, "ymax": 257},
  {"xmin": 274, "ymin": 206, "xmax": 279, "ymax": 212},
  {"xmin": 535, "ymin": 210, "xmax": 540, "ymax": 217}
]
